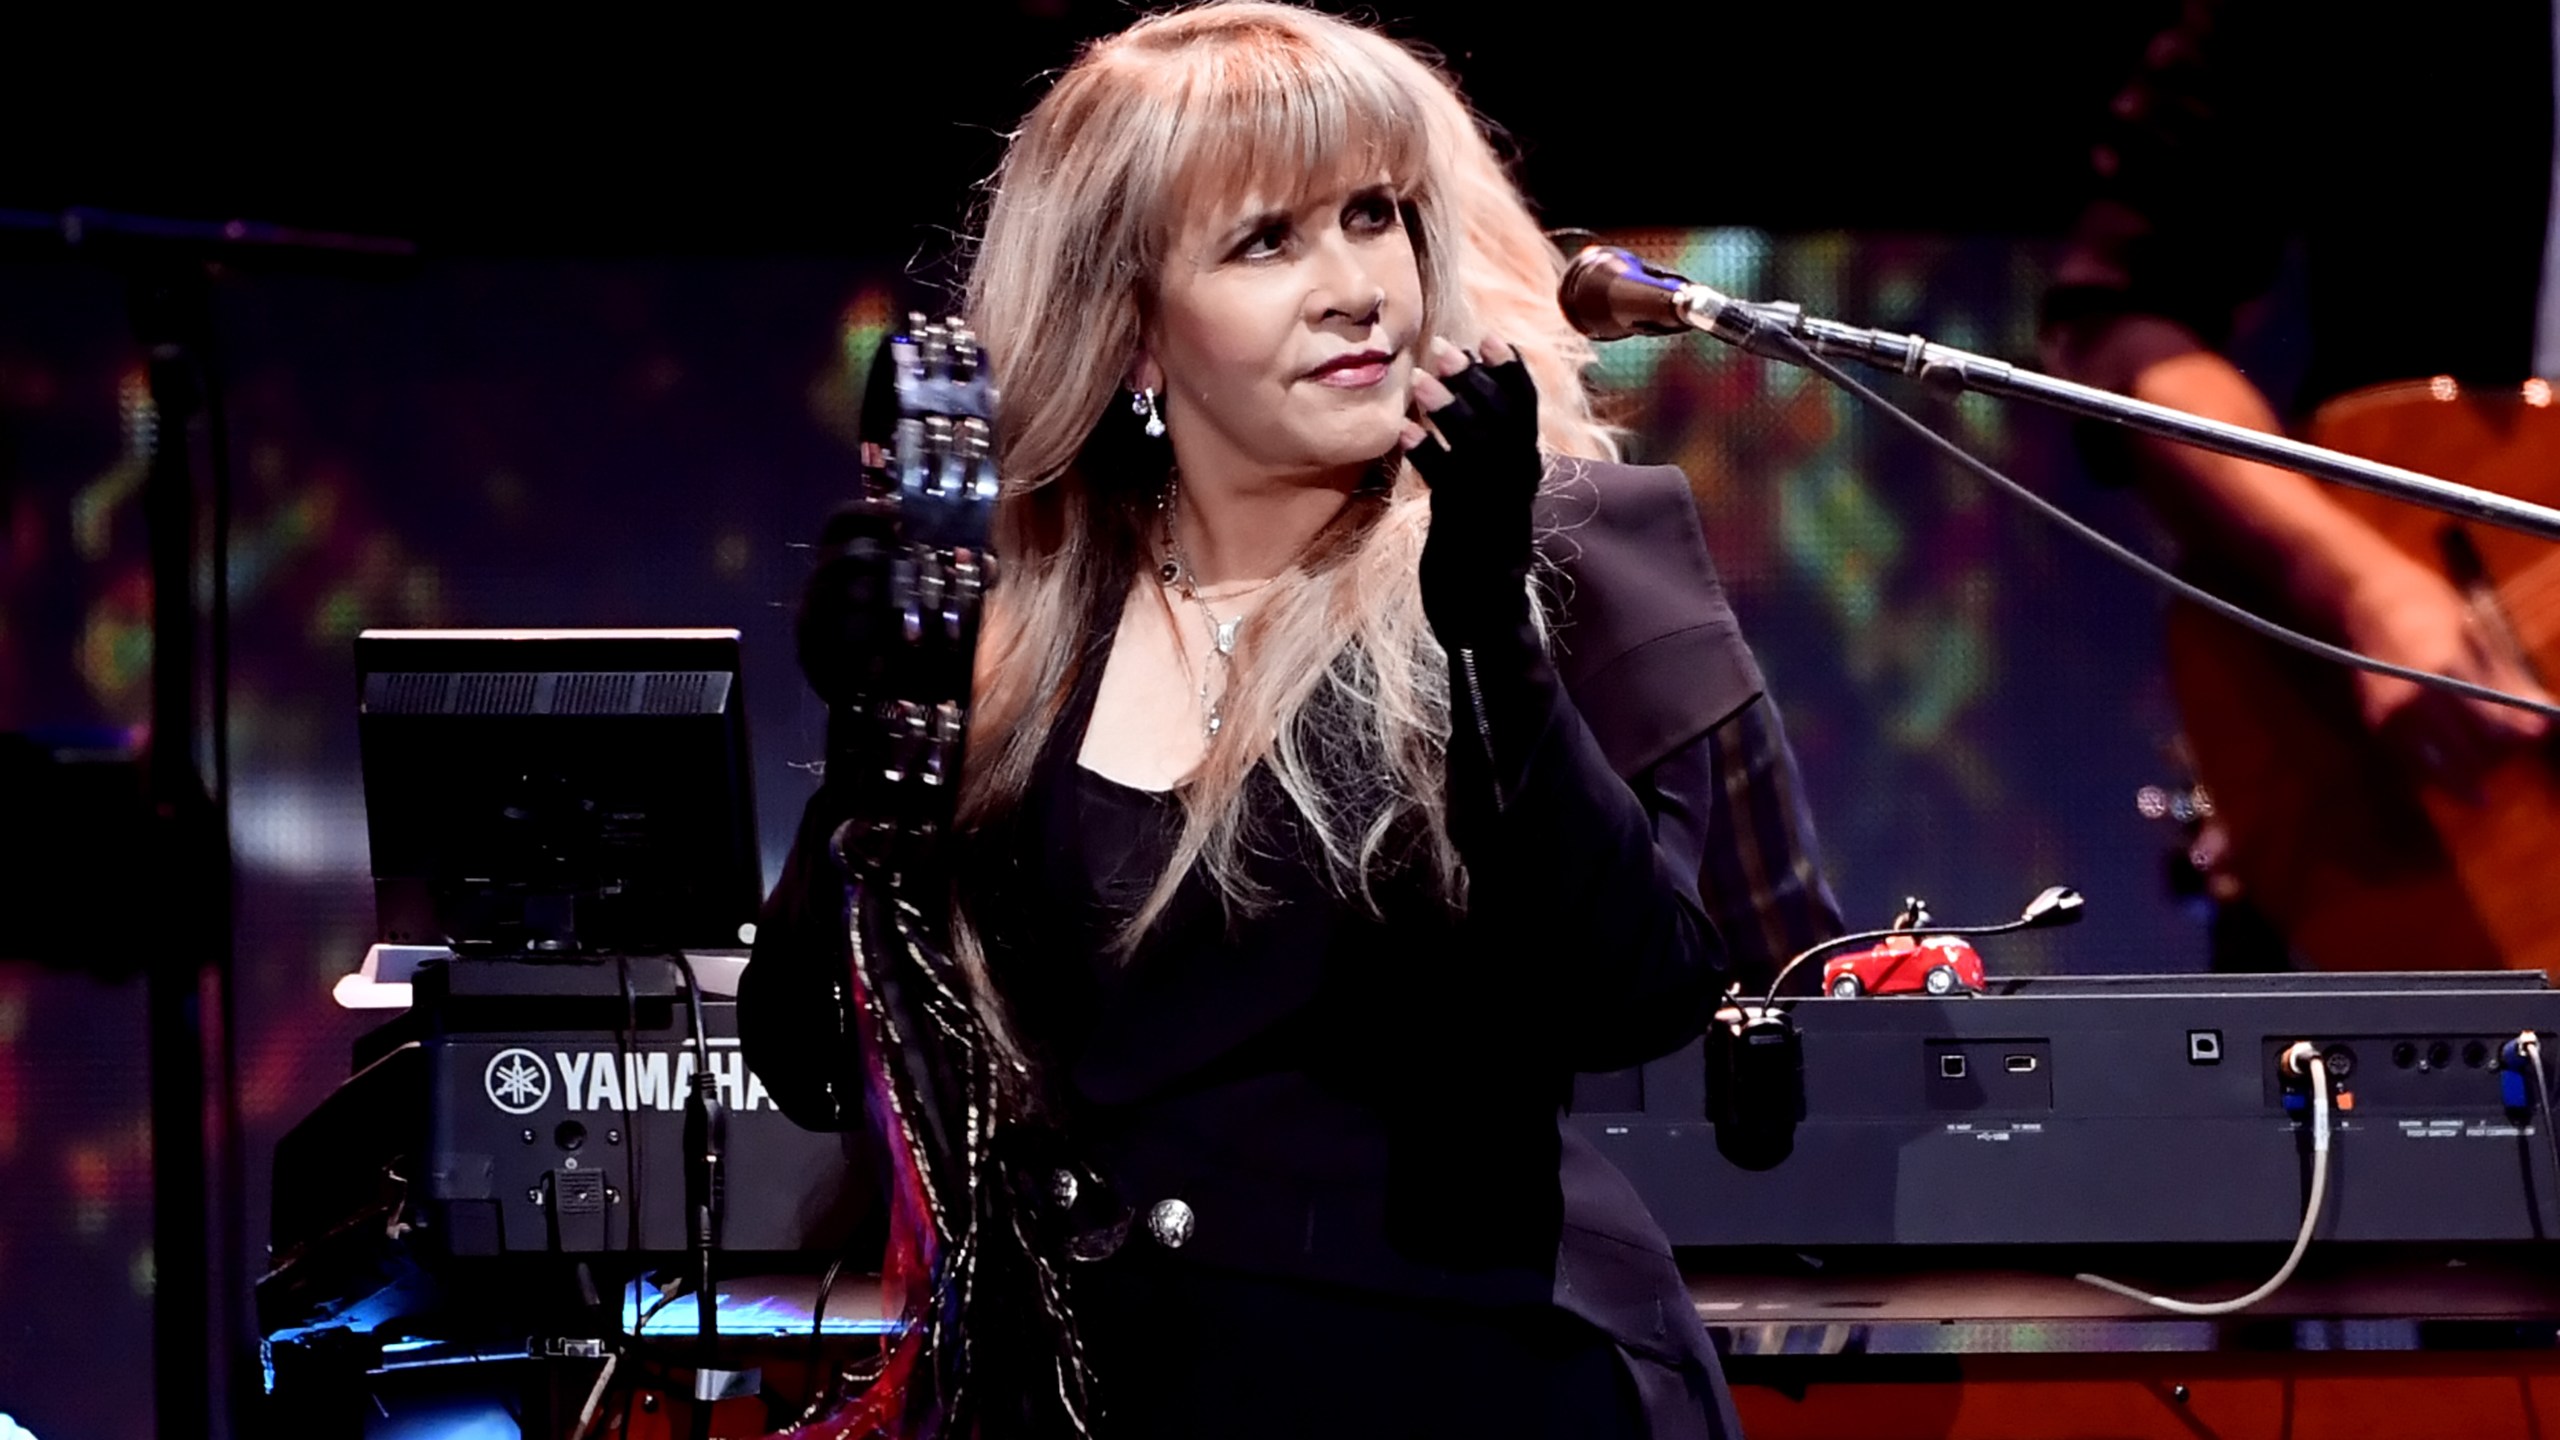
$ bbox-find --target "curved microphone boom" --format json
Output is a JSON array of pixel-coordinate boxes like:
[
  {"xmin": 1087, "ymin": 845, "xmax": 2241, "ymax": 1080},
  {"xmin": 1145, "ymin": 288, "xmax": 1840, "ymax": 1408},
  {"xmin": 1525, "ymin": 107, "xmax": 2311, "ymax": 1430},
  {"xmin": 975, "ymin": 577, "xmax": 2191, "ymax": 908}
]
[{"xmin": 1555, "ymin": 244, "xmax": 2560, "ymax": 548}]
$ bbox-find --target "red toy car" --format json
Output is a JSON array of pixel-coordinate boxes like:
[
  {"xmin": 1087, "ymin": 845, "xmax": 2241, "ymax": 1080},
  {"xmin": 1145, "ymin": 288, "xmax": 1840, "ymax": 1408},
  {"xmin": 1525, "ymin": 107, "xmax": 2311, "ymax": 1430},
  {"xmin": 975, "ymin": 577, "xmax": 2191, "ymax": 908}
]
[{"xmin": 1822, "ymin": 933, "xmax": 1986, "ymax": 998}]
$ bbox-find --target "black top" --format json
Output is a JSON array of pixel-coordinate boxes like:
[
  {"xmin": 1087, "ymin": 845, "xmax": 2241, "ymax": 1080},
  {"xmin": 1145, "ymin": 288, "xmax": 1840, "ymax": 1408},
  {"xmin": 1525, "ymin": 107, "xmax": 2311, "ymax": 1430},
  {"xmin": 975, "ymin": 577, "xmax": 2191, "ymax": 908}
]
[
  {"xmin": 963, "ymin": 460, "xmax": 1773, "ymax": 1437},
  {"xmin": 1030, "ymin": 747, "xmax": 1657, "ymax": 1439},
  {"xmin": 997, "ymin": 572, "xmax": 1583, "ymax": 1301},
  {"xmin": 750, "ymin": 459, "xmax": 1777, "ymax": 1438}
]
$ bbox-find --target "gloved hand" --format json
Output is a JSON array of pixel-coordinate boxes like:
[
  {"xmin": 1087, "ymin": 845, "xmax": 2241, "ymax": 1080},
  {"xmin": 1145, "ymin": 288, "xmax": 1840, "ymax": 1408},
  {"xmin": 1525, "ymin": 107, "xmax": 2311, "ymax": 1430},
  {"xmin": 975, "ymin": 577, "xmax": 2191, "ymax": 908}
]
[{"xmin": 1405, "ymin": 335, "xmax": 1543, "ymax": 645}]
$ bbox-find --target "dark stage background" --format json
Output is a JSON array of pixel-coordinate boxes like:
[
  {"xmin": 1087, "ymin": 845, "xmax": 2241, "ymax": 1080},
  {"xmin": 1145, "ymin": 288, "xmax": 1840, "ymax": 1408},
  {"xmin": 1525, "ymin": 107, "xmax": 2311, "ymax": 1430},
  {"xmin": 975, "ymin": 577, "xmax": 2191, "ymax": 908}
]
[{"xmin": 0, "ymin": 4, "xmax": 2221, "ymax": 1435}]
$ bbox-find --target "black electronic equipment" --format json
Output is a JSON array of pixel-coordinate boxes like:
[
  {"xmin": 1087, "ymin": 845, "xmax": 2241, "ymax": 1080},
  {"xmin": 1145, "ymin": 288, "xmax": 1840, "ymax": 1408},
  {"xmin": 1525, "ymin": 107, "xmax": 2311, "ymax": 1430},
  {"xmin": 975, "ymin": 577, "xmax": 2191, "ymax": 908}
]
[
  {"xmin": 1703, "ymin": 1000, "xmax": 1804, "ymax": 1173},
  {"xmin": 1576, "ymin": 971, "xmax": 2560, "ymax": 1249},
  {"xmin": 1704, "ymin": 887, "xmax": 2085, "ymax": 1172},
  {"xmin": 276, "ymin": 954, "xmax": 868, "ymax": 1259},
  {"xmin": 355, "ymin": 628, "xmax": 762, "ymax": 956},
  {"xmin": 259, "ymin": 954, "xmax": 874, "ymax": 1339}
]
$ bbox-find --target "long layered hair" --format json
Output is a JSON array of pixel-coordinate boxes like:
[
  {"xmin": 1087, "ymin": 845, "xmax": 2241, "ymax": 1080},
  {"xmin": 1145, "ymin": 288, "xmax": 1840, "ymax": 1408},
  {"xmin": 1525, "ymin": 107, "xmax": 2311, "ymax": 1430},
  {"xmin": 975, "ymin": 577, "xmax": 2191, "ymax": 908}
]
[{"xmin": 960, "ymin": 2, "xmax": 1613, "ymax": 966}]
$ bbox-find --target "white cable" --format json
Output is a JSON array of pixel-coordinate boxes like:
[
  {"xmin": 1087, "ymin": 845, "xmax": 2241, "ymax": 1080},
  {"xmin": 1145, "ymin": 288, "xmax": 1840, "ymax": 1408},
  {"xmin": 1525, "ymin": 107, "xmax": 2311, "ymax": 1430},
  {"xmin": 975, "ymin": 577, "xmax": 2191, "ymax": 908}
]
[
  {"xmin": 2074, "ymin": 1044, "xmax": 2330, "ymax": 1316},
  {"xmin": 569, "ymin": 1352, "xmax": 619, "ymax": 1440}
]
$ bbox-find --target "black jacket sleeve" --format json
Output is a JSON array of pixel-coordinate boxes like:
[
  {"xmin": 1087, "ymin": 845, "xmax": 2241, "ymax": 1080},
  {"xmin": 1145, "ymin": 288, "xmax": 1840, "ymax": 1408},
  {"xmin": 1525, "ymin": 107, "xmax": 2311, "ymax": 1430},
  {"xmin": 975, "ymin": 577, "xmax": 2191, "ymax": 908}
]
[
  {"xmin": 1445, "ymin": 618, "xmax": 1719, "ymax": 1071},
  {"xmin": 1441, "ymin": 461, "xmax": 1790, "ymax": 1072}
]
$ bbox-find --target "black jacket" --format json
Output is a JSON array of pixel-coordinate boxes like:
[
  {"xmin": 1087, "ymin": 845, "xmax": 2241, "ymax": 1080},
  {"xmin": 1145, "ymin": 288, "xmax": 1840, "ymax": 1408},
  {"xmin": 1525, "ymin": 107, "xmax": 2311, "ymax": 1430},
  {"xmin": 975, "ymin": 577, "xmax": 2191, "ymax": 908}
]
[
  {"xmin": 995, "ymin": 459, "xmax": 1757, "ymax": 1437},
  {"xmin": 1528, "ymin": 459, "xmax": 1762, "ymax": 1439},
  {"xmin": 754, "ymin": 458, "xmax": 1765, "ymax": 1437}
]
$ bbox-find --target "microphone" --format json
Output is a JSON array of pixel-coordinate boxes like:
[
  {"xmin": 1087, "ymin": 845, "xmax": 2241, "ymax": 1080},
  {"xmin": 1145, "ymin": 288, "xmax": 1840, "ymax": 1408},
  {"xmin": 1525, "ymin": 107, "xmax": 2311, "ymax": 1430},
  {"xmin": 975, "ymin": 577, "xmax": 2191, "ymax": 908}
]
[
  {"xmin": 1557, "ymin": 245, "xmax": 1701, "ymax": 340},
  {"xmin": 1559, "ymin": 244, "xmax": 1965, "ymax": 380},
  {"xmin": 1559, "ymin": 245, "xmax": 1766, "ymax": 346}
]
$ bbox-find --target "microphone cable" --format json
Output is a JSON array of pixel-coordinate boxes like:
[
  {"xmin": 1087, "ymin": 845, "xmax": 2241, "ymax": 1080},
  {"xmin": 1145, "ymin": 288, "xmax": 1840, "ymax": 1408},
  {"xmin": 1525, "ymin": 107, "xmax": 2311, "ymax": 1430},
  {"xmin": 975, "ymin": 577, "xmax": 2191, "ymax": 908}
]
[{"xmin": 1744, "ymin": 321, "xmax": 2560, "ymax": 725}]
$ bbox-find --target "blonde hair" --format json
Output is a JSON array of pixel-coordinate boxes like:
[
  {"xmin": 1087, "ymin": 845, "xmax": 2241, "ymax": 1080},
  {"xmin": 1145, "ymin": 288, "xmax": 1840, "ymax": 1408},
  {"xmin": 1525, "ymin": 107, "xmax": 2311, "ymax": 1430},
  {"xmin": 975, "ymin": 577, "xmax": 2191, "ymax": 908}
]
[
  {"xmin": 1333, "ymin": 19, "xmax": 1618, "ymax": 461},
  {"xmin": 959, "ymin": 2, "xmax": 1612, "ymax": 970}
]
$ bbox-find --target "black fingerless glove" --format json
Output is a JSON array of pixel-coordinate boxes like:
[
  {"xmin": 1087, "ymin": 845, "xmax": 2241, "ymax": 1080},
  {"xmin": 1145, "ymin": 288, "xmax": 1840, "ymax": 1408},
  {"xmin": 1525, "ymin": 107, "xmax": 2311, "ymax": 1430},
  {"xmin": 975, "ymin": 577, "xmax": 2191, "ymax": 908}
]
[{"xmin": 1408, "ymin": 356, "xmax": 1543, "ymax": 647}]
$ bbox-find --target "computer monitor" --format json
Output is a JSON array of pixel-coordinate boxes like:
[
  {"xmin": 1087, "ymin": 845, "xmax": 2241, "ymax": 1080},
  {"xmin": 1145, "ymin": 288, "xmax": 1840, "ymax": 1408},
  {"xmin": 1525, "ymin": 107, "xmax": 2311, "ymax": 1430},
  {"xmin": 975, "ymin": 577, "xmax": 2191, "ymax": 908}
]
[{"xmin": 356, "ymin": 628, "xmax": 761, "ymax": 956}]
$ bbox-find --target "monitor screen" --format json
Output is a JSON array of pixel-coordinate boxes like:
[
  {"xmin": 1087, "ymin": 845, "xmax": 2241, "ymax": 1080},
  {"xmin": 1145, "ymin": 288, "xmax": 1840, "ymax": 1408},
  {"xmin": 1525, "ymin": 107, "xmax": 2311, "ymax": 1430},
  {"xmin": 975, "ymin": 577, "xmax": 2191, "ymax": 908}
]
[{"xmin": 356, "ymin": 628, "xmax": 762, "ymax": 956}]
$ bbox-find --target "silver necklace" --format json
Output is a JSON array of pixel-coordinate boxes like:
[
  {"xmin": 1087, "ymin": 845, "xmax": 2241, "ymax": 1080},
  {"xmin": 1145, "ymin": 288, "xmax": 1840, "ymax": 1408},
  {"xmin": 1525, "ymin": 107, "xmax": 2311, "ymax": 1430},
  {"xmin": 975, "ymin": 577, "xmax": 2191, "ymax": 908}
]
[{"xmin": 1157, "ymin": 477, "xmax": 1271, "ymax": 740}]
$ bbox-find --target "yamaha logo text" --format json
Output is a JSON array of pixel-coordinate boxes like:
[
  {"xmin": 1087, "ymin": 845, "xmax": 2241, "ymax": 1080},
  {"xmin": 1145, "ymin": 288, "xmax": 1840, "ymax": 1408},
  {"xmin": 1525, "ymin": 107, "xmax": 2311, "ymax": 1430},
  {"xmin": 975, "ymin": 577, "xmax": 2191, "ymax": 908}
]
[{"xmin": 479, "ymin": 1040, "xmax": 777, "ymax": 1115}]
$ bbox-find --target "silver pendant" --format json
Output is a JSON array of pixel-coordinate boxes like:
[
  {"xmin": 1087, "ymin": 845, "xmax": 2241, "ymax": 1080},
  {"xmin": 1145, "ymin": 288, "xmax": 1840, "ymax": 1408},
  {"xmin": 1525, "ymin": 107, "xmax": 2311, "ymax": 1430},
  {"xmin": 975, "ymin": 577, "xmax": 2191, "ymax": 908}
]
[{"xmin": 1211, "ymin": 615, "xmax": 1241, "ymax": 656}]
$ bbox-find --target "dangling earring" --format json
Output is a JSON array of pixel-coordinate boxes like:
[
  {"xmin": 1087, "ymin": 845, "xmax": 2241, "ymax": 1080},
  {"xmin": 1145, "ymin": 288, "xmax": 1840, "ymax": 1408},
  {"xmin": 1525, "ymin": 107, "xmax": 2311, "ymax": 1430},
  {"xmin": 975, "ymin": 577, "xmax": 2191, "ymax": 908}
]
[{"xmin": 1130, "ymin": 386, "xmax": 1166, "ymax": 439}]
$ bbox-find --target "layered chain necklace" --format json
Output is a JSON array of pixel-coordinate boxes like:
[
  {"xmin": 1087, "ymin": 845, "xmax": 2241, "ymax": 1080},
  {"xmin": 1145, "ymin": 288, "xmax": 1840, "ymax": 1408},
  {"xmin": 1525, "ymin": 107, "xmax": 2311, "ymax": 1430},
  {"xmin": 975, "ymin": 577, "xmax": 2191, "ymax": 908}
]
[{"xmin": 1156, "ymin": 476, "xmax": 1279, "ymax": 741}]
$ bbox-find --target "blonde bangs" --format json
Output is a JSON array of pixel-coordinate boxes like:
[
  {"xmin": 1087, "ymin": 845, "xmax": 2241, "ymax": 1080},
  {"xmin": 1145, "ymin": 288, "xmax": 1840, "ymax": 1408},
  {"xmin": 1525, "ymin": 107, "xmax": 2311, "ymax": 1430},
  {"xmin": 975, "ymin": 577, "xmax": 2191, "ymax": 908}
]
[{"xmin": 1137, "ymin": 24, "xmax": 1436, "ymax": 259}]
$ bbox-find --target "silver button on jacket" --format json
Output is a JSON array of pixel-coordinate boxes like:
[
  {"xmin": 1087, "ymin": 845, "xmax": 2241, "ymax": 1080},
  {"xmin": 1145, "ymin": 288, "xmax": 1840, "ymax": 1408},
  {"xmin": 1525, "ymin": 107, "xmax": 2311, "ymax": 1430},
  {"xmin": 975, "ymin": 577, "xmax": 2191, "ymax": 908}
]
[{"xmin": 1144, "ymin": 1197, "xmax": 1196, "ymax": 1249}]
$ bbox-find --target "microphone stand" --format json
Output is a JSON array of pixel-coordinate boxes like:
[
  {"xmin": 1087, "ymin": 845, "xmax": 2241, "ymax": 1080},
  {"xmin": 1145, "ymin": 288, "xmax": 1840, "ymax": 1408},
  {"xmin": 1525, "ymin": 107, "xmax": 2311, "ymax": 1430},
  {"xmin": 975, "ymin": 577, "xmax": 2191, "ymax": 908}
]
[
  {"xmin": 1574, "ymin": 247, "xmax": 2560, "ymax": 544},
  {"xmin": 3, "ymin": 207, "xmax": 413, "ymax": 1440}
]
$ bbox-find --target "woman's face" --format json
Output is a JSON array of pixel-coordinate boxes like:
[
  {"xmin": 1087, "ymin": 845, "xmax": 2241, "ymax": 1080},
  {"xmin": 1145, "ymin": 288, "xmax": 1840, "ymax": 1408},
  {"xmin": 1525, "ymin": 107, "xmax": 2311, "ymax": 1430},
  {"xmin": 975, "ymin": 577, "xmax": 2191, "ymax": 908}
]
[{"xmin": 1138, "ymin": 173, "xmax": 1424, "ymax": 488}]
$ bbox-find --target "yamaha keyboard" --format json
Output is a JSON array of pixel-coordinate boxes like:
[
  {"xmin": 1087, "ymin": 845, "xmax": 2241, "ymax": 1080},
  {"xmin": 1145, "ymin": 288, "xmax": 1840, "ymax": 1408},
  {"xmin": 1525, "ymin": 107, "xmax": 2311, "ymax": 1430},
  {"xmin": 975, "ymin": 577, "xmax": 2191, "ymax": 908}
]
[
  {"xmin": 266, "ymin": 965, "xmax": 2560, "ymax": 1341},
  {"xmin": 1572, "ymin": 970, "xmax": 2560, "ymax": 1250},
  {"xmin": 260, "ymin": 953, "xmax": 875, "ymax": 1339}
]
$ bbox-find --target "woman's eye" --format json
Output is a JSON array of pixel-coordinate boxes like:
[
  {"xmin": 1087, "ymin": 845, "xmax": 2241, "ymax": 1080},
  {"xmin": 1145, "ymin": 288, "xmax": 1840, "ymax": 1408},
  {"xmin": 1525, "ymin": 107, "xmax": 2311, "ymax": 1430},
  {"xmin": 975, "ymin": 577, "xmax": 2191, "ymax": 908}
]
[
  {"xmin": 1346, "ymin": 194, "xmax": 1399, "ymax": 231},
  {"xmin": 1237, "ymin": 222, "xmax": 1291, "ymax": 259}
]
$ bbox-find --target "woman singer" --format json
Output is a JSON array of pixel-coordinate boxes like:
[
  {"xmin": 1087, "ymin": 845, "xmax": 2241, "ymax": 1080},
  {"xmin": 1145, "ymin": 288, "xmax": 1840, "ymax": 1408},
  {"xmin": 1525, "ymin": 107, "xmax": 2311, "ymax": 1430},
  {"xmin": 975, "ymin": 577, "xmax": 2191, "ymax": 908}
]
[{"xmin": 761, "ymin": 5, "xmax": 1840, "ymax": 1436}]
